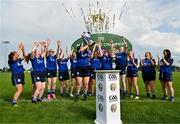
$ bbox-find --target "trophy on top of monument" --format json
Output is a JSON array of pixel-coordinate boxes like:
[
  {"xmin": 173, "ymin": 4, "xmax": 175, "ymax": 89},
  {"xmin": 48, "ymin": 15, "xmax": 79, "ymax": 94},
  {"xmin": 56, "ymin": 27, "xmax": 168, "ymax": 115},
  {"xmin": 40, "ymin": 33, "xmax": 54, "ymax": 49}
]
[{"xmin": 81, "ymin": 32, "xmax": 96, "ymax": 47}]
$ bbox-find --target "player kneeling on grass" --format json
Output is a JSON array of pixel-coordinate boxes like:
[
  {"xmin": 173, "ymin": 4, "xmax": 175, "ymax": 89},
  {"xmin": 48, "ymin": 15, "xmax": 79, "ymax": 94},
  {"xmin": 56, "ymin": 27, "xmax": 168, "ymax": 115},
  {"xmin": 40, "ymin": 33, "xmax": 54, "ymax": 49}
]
[
  {"xmin": 127, "ymin": 51, "xmax": 139, "ymax": 100},
  {"xmin": 8, "ymin": 43, "xmax": 26, "ymax": 106},
  {"xmin": 75, "ymin": 44, "xmax": 91, "ymax": 102},
  {"xmin": 30, "ymin": 42, "xmax": 47, "ymax": 103},
  {"xmin": 57, "ymin": 49, "xmax": 70, "ymax": 97},
  {"xmin": 70, "ymin": 50, "xmax": 78, "ymax": 97},
  {"xmin": 89, "ymin": 43, "xmax": 101, "ymax": 96},
  {"xmin": 158, "ymin": 49, "xmax": 174, "ymax": 102},
  {"xmin": 139, "ymin": 52, "xmax": 156, "ymax": 98},
  {"xmin": 46, "ymin": 40, "xmax": 61, "ymax": 100}
]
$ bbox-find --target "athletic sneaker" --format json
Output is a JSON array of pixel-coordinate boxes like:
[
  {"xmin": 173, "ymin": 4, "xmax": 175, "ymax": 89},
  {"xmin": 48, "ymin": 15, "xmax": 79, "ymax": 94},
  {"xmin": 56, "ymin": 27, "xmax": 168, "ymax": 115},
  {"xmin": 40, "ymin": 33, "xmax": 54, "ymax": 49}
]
[
  {"xmin": 88, "ymin": 92, "xmax": 92, "ymax": 96},
  {"xmin": 83, "ymin": 94, "xmax": 88, "ymax": 101},
  {"xmin": 60, "ymin": 93, "xmax": 64, "ymax": 97},
  {"xmin": 70, "ymin": 94, "xmax": 74, "ymax": 97},
  {"xmin": 47, "ymin": 94, "xmax": 51, "ymax": 100},
  {"xmin": 51, "ymin": 94, "xmax": 56, "ymax": 99},
  {"xmin": 13, "ymin": 104, "xmax": 19, "ymax": 107},
  {"xmin": 37, "ymin": 98, "xmax": 42, "ymax": 102},
  {"xmin": 75, "ymin": 95, "xmax": 79, "ymax": 102},
  {"xmin": 66, "ymin": 93, "xmax": 69, "ymax": 97},
  {"xmin": 31, "ymin": 99, "xmax": 37, "ymax": 104},
  {"xmin": 147, "ymin": 93, "xmax": 150, "ymax": 97},
  {"xmin": 152, "ymin": 94, "xmax": 156, "ymax": 99},
  {"xmin": 134, "ymin": 96, "xmax": 140, "ymax": 100},
  {"xmin": 130, "ymin": 94, "xmax": 134, "ymax": 98},
  {"xmin": 161, "ymin": 96, "xmax": 168, "ymax": 100},
  {"xmin": 170, "ymin": 98, "xmax": 174, "ymax": 102}
]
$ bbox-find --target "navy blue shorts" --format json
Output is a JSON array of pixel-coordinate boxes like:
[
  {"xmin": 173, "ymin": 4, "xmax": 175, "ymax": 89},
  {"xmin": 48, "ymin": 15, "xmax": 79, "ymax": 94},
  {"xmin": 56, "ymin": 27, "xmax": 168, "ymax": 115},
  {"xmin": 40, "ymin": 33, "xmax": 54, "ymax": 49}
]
[
  {"xmin": 11, "ymin": 73, "xmax": 25, "ymax": 86},
  {"xmin": 159, "ymin": 72, "xmax": 172, "ymax": 81},
  {"xmin": 46, "ymin": 70, "xmax": 57, "ymax": 78},
  {"xmin": 127, "ymin": 70, "xmax": 138, "ymax": 78},
  {"xmin": 115, "ymin": 66, "xmax": 126, "ymax": 75},
  {"xmin": 71, "ymin": 69, "xmax": 77, "ymax": 78},
  {"xmin": 31, "ymin": 72, "xmax": 46, "ymax": 84},
  {"xmin": 142, "ymin": 72, "xmax": 156, "ymax": 82},
  {"xmin": 59, "ymin": 71, "xmax": 70, "ymax": 81},
  {"xmin": 77, "ymin": 66, "xmax": 90, "ymax": 77},
  {"xmin": 90, "ymin": 68, "xmax": 96, "ymax": 79}
]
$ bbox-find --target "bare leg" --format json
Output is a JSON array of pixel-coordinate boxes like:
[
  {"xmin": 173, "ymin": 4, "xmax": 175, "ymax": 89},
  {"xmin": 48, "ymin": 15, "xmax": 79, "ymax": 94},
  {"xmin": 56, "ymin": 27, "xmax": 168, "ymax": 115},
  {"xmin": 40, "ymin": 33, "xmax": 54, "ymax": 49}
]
[{"xmin": 12, "ymin": 84, "xmax": 23, "ymax": 105}]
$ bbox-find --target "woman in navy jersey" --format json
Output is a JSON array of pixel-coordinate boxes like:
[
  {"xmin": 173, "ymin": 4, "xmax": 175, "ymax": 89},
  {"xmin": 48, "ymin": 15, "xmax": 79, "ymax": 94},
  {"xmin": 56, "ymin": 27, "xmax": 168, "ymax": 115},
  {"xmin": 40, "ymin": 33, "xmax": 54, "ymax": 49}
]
[
  {"xmin": 127, "ymin": 51, "xmax": 139, "ymax": 100},
  {"xmin": 46, "ymin": 40, "xmax": 60, "ymax": 100},
  {"xmin": 30, "ymin": 41, "xmax": 47, "ymax": 103},
  {"xmin": 57, "ymin": 49, "xmax": 70, "ymax": 97},
  {"xmin": 8, "ymin": 43, "xmax": 26, "ymax": 106},
  {"xmin": 112, "ymin": 38, "xmax": 128, "ymax": 98},
  {"xmin": 89, "ymin": 44, "xmax": 101, "ymax": 96},
  {"xmin": 140, "ymin": 52, "xmax": 156, "ymax": 98},
  {"xmin": 158, "ymin": 49, "xmax": 174, "ymax": 102},
  {"xmin": 98, "ymin": 41, "xmax": 114, "ymax": 70},
  {"xmin": 75, "ymin": 44, "xmax": 91, "ymax": 102},
  {"xmin": 70, "ymin": 50, "xmax": 77, "ymax": 97}
]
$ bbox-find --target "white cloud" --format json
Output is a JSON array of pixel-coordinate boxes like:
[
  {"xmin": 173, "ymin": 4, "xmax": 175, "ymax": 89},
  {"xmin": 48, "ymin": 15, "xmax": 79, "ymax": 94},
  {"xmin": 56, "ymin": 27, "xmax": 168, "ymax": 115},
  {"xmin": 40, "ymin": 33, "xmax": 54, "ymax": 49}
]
[{"xmin": 1, "ymin": 0, "xmax": 180, "ymax": 68}]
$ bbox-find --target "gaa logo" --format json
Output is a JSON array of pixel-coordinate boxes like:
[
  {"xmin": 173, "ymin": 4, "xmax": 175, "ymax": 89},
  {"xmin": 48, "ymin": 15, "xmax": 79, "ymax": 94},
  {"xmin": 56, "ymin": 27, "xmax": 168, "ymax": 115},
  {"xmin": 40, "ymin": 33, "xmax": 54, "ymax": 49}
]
[
  {"xmin": 109, "ymin": 95, "xmax": 118, "ymax": 102},
  {"xmin": 97, "ymin": 94, "xmax": 104, "ymax": 102},
  {"xmin": 108, "ymin": 74, "xmax": 117, "ymax": 81},
  {"xmin": 98, "ymin": 83, "xmax": 103, "ymax": 92},
  {"xmin": 111, "ymin": 104, "xmax": 117, "ymax": 113},
  {"xmin": 98, "ymin": 103, "xmax": 103, "ymax": 112},
  {"xmin": 97, "ymin": 74, "xmax": 103, "ymax": 81},
  {"xmin": 110, "ymin": 83, "xmax": 117, "ymax": 92}
]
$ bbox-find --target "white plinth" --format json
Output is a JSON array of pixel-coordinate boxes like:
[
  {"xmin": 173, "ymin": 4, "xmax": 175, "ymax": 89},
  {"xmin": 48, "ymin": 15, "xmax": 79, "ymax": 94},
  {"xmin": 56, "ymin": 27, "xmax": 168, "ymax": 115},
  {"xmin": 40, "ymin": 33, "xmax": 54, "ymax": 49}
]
[{"xmin": 94, "ymin": 70, "xmax": 122, "ymax": 124}]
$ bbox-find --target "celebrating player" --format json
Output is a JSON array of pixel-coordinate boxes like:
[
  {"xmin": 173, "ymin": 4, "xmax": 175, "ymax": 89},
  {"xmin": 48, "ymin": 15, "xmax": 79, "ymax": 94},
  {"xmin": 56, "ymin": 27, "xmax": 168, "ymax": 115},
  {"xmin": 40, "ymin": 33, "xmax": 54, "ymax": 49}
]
[
  {"xmin": 139, "ymin": 52, "xmax": 156, "ymax": 98},
  {"xmin": 30, "ymin": 41, "xmax": 47, "ymax": 103},
  {"xmin": 89, "ymin": 43, "xmax": 101, "ymax": 96},
  {"xmin": 70, "ymin": 49, "xmax": 77, "ymax": 97},
  {"xmin": 75, "ymin": 44, "xmax": 90, "ymax": 102},
  {"xmin": 112, "ymin": 37, "xmax": 128, "ymax": 98},
  {"xmin": 158, "ymin": 49, "xmax": 174, "ymax": 102},
  {"xmin": 46, "ymin": 40, "xmax": 60, "ymax": 100},
  {"xmin": 98, "ymin": 40, "xmax": 113, "ymax": 70},
  {"xmin": 8, "ymin": 43, "xmax": 26, "ymax": 106},
  {"xmin": 57, "ymin": 48, "xmax": 70, "ymax": 97},
  {"xmin": 127, "ymin": 51, "xmax": 139, "ymax": 100}
]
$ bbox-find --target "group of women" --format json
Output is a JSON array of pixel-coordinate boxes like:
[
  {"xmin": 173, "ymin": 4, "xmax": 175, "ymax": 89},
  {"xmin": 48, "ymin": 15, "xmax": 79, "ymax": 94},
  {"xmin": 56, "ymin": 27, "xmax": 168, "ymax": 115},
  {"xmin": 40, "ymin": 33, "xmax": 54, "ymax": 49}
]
[{"xmin": 8, "ymin": 37, "xmax": 175, "ymax": 106}]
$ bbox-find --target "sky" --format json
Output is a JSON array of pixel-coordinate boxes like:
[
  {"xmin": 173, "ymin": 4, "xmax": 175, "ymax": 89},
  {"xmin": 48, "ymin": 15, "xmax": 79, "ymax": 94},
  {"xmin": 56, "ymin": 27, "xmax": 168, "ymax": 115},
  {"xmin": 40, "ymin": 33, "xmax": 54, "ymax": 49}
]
[{"xmin": 0, "ymin": 0, "xmax": 180, "ymax": 69}]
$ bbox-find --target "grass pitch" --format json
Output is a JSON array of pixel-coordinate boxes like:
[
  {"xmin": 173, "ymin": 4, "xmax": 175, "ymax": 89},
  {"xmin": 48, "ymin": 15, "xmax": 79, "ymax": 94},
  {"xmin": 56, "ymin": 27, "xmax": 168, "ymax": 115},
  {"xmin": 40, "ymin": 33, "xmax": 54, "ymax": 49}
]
[{"xmin": 0, "ymin": 72, "xmax": 180, "ymax": 123}]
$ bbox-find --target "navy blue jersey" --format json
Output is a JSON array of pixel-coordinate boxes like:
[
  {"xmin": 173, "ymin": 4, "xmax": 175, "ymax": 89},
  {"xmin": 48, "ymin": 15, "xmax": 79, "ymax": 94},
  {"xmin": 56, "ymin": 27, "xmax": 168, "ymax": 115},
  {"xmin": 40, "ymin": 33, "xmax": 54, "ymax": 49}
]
[
  {"xmin": 57, "ymin": 58, "xmax": 69, "ymax": 72},
  {"xmin": 101, "ymin": 55, "xmax": 113, "ymax": 70},
  {"xmin": 127, "ymin": 58, "xmax": 138, "ymax": 72},
  {"xmin": 70, "ymin": 58, "xmax": 77, "ymax": 69},
  {"xmin": 90, "ymin": 57, "xmax": 101, "ymax": 70},
  {"xmin": 142, "ymin": 58, "xmax": 156, "ymax": 73},
  {"xmin": 30, "ymin": 56, "xmax": 46, "ymax": 72},
  {"xmin": 115, "ymin": 52, "xmax": 127, "ymax": 68},
  {"xmin": 8, "ymin": 58, "xmax": 25, "ymax": 74},
  {"xmin": 159, "ymin": 58, "xmax": 173, "ymax": 74},
  {"xmin": 46, "ymin": 55, "xmax": 57, "ymax": 71},
  {"xmin": 76, "ymin": 51, "xmax": 89, "ymax": 68}
]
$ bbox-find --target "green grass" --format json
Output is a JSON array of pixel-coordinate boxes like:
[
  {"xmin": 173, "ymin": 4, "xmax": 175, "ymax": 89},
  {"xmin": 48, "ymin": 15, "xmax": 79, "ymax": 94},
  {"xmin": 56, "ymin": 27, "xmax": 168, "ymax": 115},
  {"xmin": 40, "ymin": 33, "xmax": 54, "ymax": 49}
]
[{"xmin": 0, "ymin": 72, "xmax": 180, "ymax": 123}]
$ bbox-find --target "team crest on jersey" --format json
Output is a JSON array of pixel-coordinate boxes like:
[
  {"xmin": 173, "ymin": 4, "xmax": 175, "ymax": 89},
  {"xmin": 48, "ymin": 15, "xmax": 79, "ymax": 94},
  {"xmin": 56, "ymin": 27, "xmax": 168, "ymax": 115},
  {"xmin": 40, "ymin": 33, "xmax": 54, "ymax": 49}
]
[
  {"xmin": 37, "ymin": 77, "xmax": 40, "ymax": 80},
  {"xmin": 17, "ymin": 79, "xmax": 21, "ymax": 82},
  {"xmin": 37, "ymin": 59, "xmax": 43, "ymax": 64}
]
